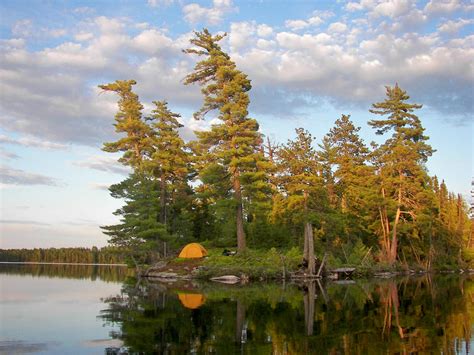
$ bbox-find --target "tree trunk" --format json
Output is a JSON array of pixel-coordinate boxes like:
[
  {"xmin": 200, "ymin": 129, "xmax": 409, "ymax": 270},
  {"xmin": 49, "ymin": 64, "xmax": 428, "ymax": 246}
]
[
  {"xmin": 391, "ymin": 207, "xmax": 401, "ymax": 264},
  {"xmin": 303, "ymin": 224, "xmax": 309, "ymax": 261},
  {"xmin": 306, "ymin": 222, "xmax": 315, "ymax": 275},
  {"xmin": 160, "ymin": 175, "xmax": 167, "ymax": 225},
  {"xmin": 233, "ymin": 174, "xmax": 246, "ymax": 251},
  {"xmin": 303, "ymin": 191, "xmax": 314, "ymax": 274}
]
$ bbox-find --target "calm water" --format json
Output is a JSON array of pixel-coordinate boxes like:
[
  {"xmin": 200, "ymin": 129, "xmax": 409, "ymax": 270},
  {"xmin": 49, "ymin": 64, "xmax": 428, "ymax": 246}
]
[{"xmin": 1, "ymin": 265, "xmax": 473, "ymax": 354}]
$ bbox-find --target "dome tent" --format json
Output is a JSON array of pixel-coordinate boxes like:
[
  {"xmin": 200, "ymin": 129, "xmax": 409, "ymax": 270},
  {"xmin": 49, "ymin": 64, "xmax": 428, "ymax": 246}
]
[{"xmin": 178, "ymin": 243, "xmax": 208, "ymax": 258}]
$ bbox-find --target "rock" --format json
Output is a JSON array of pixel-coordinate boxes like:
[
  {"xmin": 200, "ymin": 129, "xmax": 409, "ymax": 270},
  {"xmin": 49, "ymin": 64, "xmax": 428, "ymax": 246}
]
[
  {"xmin": 144, "ymin": 261, "xmax": 169, "ymax": 275},
  {"xmin": 210, "ymin": 275, "xmax": 240, "ymax": 284},
  {"xmin": 147, "ymin": 272, "xmax": 178, "ymax": 279}
]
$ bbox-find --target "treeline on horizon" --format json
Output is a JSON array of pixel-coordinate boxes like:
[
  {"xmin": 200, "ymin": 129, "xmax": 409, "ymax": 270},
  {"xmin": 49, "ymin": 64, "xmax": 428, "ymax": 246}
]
[
  {"xmin": 0, "ymin": 247, "xmax": 124, "ymax": 264},
  {"xmin": 97, "ymin": 29, "xmax": 472, "ymax": 272}
]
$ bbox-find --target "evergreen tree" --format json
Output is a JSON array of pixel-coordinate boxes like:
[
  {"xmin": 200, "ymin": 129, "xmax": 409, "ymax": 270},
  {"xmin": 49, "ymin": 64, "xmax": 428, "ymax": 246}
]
[
  {"xmin": 274, "ymin": 128, "xmax": 325, "ymax": 274},
  {"xmin": 183, "ymin": 29, "xmax": 268, "ymax": 251},
  {"xmin": 101, "ymin": 174, "xmax": 167, "ymax": 269},
  {"xmin": 145, "ymin": 101, "xmax": 191, "ymax": 228},
  {"xmin": 324, "ymin": 114, "xmax": 374, "ymax": 244},
  {"xmin": 369, "ymin": 84, "xmax": 434, "ymax": 264},
  {"xmin": 99, "ymin": 80, "xmax": 150, "ymax": 170}
]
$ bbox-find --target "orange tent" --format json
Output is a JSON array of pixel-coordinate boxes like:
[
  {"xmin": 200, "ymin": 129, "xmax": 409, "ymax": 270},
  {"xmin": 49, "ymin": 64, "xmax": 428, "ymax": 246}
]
[
  {"xmin": 178, "ymin": 293, "xmax": 206, "ymax": 309},
  {"xmin": 178, "ymin": 243, "xmax": 208, "ymax": 258}
]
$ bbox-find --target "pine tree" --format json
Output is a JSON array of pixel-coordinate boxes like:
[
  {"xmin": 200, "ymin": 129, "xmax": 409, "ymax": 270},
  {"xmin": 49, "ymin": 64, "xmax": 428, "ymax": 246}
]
[
  {"xmin": 183, "ymin": 29, "xmax": 268, "ymax": 251},
  {"xmin": 324, "ymin": 114, "xmax": 374, "ymax": 243},
  {"xmin": 369, "ymin": 84, "xmax": 434, "ymax": 264},
  {"xmin": 101, "ymin": 174, "xmax": 167, "ymax": 270},
  {"xmin": 99, "ymin": 80, "xmax": 151, "ymax": 170},
  {"xmin": 145, "ymin": 101, "xmax": 190, "ymax": 227},
  {"xmin": 275, "ymin": 128, "xmax": 324, "ymax": 274}
]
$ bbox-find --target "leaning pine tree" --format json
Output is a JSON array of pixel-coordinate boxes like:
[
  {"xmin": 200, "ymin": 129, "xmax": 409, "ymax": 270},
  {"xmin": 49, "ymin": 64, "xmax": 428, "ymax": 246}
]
[
  {"xmin": 369, "ymin": 84, "xmax": 434, "ymax": 265},
  {"xmin": 183, "ymin": 29, "xmax": 267, "ymax": 251},
  {"xmin": 98, "ymin": 80, "xmax": 166, "ymax": 268}
]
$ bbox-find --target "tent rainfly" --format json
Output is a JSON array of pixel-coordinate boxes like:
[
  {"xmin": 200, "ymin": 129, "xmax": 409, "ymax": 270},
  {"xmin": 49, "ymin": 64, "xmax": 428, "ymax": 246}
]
[{"xmin": 178, "ymin": 243, "xmax": 208, "ymax": 258}]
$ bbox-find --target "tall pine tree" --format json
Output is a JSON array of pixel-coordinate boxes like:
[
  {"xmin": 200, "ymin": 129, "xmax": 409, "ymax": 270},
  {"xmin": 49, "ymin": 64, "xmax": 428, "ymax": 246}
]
[
  {"xmin": 183, "ymin": 29, "xmax": 267, "ymax": 251},
  {"xmin": 369, "ymin": 84, "xmax": 434, "ymax": 264}
]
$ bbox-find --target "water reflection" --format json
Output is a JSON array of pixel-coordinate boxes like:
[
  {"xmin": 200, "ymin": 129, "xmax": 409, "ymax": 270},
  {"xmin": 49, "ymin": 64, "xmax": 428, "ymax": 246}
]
[
  {"xmin": 0, "ymin": 262, "xmax": 130, "ymax": 282},
  {"xmin": 101, "ymin": 275, "xmax": 474, "ymax": 354}
]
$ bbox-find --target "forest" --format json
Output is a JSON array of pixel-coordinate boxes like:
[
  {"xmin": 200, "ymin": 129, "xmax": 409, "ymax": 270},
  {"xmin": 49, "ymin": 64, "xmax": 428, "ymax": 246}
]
[
  {"xmin": 23, "ymin": 29, "xmax": 472, "ymax": 273},
  {"xmin": 0, "ymin": 247, "xmax": 124, "ymax": 264}
]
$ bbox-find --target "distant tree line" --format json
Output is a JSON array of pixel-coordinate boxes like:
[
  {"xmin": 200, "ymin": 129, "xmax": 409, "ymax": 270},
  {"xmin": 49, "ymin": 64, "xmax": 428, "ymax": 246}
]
[
  {"xmin": 98, "ymin": 29, "xmax": 473, "ymax": 273},
  {"xmin": 0, "ymin": 247, "xmax": 124, "ymax": 264},
  {"xmin": 0, "ymin": 263, "xmax": 129, "ymax": 282}
]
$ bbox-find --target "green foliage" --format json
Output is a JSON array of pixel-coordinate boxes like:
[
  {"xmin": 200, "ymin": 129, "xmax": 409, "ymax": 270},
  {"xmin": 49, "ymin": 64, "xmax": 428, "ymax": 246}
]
[
  {"xmin": 96, "ymin": 35, "xmax": 471, "ymax": 271},
  {"xmin": 184, "ymin": 29, "xmax": 271, "ymax": 251},
  {"xmin": 201, "ymin": 247, "xmax": 302, "ymax": 279}
]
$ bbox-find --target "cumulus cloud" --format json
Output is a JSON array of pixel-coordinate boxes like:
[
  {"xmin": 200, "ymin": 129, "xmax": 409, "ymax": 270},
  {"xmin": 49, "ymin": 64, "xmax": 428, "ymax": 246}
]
[
  {"xmin": 328, "ymin": 22, "xmax": 348, "ymax": 33},
  {"xmin": 1, "ymin": 4, "xmax": 473, "ymax": 150},
  {"xmin": 284, "ymin": 10, "xmax": 332, "ymax": 31},
  {"xmin": 424, "ymin": 0, "xmax": 463, "ymax": 14},
  {"xmin": 0, "ymin": 17, "xmax": 200, "ymax": 145},
  {"xmin": 0, "ymin": 166, "xmax": 60, "ymax": 186},
  {"xmin": 74, "ymin": 31, "xmax": 94, "ymax": 41},
  {"xmin": 72, "ymin": 155, "xmax": 131, "ymax": 175},
  {"xmin": 257, "ymin": 24, "xmax": 273, "ymax": 37},
  {"xmin": 183, "ymin": 0, "xmax": 236, "ymax": 25},
  {"xmin": 438, "ymin": 18, "xmax": 473, "ymax": 34}
]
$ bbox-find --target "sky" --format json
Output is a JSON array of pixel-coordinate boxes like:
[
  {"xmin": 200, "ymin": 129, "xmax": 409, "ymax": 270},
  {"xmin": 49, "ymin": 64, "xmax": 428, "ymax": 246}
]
[{"xmin": 0, "ymin": 0, "xmax": 472, "ymax": 249}]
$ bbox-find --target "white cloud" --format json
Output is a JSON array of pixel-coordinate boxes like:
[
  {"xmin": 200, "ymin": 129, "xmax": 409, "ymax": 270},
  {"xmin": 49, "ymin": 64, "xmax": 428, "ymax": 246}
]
[
  {"xmin": 74, "ymin": 31, "xmax": 94, "ymax": 41},
  {"xmin": 0, "ymin": 148, "xmax": 19, "ymax": 160},
  {"xmin": 424, "ymin": 0, "xmax": 461, "ymax": 14},
  {"xmin": 284, "ymin": 10, "xmax": 333, "ymax": 31},
  {"xmin": 328, "ymin": 22, "xmax": 348, "ymax": 33},
  {"xmin": 257, "ymin": 24, "xmax": 273, "ymax": 37},
  {"xmin": 12, "ymin": 19, "xmax": 33, "ymax": 37},
  {"xmin": 229, "ymin": 22, "xmax": 256, "ymax": 50},
  {"xmin": 72, "ymin": 155, "xmax": 131, "ymax": 175},
  {"xmin": 0, "ymin": 135, "xmax": 69, "ymax": 150},
  {"xmin": 285, "ymin": 19, "xmax": 310, "ymax": 31},
  {"xmin": 438, "ymin": 18, "xmax": 473, "ymax": 34},
  {"xmin": 182, "ymin": 0, "xmax": 236, "ymax": 25},
  {"xmin": 372, "ymin": 0, "xmax": 413, "ymax": 18},
  {"xmin": 147, "ymin": 0, "xmax": 175, "ymax": 6}
]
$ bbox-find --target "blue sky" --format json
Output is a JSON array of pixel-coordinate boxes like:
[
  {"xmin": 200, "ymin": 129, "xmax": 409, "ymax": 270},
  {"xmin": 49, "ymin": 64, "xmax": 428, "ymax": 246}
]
[{"xmin": 0, "ymin": 0, "xmax": 472, "ymax": 248}]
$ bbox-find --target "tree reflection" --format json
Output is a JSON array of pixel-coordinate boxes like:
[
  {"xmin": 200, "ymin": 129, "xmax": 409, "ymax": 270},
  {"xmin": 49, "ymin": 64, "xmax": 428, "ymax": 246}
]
[{"xmin": 100, "ymin": 276, "xmax": 474, "ymax": 354}]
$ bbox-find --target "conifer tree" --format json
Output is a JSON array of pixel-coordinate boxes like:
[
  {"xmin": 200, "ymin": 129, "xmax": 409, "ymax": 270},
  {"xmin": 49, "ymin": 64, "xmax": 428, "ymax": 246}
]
[
  {"xmin": 324, "ymin": 114, "xmax": 374, "ymax": 243},
  {"xmin": 145, "ymin": 101, "xmax": 190, "ymax": 227},
  {"xmin": 369, "ymin": 84, "xmax": 434, "ymax": 264},
  {"xmin": 183, "ymin": 29, "xmax": 267, "ymax": 251},
  {"xmin": 275, "ymin": 128, "xmax": 324, "ymax": 274},
  {"xmin": 101, "ymin": 174, "xmax": 167, "ymax": 270},
  {"xmin": 99, "ymin": 80, "xmax": 150, "ymax": 170}
]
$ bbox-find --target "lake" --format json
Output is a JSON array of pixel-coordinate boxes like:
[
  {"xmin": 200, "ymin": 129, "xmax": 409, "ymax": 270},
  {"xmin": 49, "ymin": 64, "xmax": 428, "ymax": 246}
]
[{"xmin": 0, "ymin": 264, "xmax": 473, "ymax": 354}]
